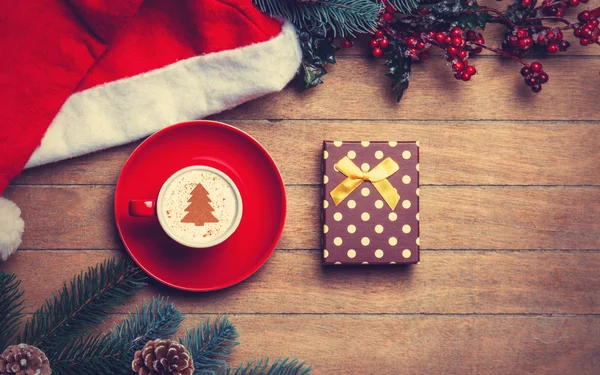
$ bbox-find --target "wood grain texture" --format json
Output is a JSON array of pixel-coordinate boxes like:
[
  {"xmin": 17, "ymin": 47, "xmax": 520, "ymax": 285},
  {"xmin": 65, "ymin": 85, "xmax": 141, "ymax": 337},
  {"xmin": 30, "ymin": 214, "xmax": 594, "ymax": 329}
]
[
  {"xmin": 5, "ymin": 185, "xmax": 600, "ymax": 250},
  {"xmin": 14, "ymin": 122, "xmax": 600, "ymax": 186},
  {"xmin": 211, "ymin": 58, "xmax": 600, "ymax": 121},
  {"xmin": 4, "ymin": 250, "xmax": 600, "ymax": 315},
  {"xmin": 184, "ymin": 315, "xmax": 600, "ymax": 375}
]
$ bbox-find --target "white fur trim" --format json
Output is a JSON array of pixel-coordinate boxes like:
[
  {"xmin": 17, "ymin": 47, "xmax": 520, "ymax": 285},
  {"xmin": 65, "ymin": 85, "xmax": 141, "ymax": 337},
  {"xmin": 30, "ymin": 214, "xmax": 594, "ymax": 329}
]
[
  {"xmin": 25, "ymin": 21, "xmax": 301, "ymax": 168},
  {"xmin": 0, "ymin": 197, "xmax": 24, "ymax": 261}
]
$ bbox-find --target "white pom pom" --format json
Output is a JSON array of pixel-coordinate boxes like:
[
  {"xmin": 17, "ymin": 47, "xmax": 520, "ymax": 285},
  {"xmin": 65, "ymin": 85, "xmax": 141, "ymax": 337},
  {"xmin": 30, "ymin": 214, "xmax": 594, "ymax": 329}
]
[{"xmin": 0, "ymin": 197, "xmax": 24, "ymax": 261}]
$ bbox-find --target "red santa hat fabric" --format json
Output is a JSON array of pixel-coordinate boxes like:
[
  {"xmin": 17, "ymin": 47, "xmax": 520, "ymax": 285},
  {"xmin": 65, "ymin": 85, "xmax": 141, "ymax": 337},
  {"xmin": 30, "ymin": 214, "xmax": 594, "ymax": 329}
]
[{"xmin": 0, "ymin": 0, "xmax": 301, "ymax": 260}]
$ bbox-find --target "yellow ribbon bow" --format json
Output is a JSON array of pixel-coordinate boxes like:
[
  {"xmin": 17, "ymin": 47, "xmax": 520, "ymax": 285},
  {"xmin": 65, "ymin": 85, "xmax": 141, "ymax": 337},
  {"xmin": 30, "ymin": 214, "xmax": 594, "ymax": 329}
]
[{"xmin": 330, "ymin": 156, "xmax": 400, "ymax": 210}]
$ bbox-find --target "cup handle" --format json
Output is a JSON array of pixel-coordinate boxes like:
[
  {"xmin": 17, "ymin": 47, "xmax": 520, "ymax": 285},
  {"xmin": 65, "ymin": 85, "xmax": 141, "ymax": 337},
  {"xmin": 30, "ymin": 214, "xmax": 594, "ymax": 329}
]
[{"xmin": 129, "ymin": 200, "xmax": 157, "ymax": 216}]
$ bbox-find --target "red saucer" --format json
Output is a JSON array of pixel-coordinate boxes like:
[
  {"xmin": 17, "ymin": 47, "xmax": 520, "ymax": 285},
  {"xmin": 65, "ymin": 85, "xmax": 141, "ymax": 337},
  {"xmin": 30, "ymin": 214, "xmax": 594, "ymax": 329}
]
[{"xmin": 115, "ymin": 121, "xmax": 286, "ymax": 291}]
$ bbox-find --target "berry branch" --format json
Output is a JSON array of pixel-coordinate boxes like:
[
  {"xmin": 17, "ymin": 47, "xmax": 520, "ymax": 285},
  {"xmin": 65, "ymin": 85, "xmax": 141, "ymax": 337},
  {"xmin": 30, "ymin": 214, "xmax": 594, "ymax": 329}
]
[{"xmin": 335, "ymin": 0, "xmax": 600, "ymax": 99}]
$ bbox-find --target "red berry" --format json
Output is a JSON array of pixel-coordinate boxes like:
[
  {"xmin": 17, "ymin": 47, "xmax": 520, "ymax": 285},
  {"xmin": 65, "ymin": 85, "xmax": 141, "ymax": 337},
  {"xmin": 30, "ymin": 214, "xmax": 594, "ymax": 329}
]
[
  {"xmin": 538, "ymin": 72, "xmax": 549, "ymax": 83},
  {"xmin": 416, "ymin": 41, "xmax": 426, "ymax": 50},
  {"xmin": 370, "ymin": 39, "xmax": 379, "ymax": 48},
  {"xmin": 380, "ymin": 38, "xmax": 389, "ymax": 48},
  {"xmin": 407, "ymin": 37, "xmax": 417, "ymax": 46},
  {"xmin": 466, "ymin": 65, "xmax": 477, "ymax": 75},
  {"xmin": 574, "ymin": 28, "xmax": 582, "ymax": 37},
  {"xmin": 530, "ymin": 61, "xmax": 543, "ymax": 72},
  {"xmin": 517, "ymin": 29, "xmax": 528, "ymax": 38},
  {"xmin": 451, "ymin": 27, "xmax": 463, "ymax": 37},
  {"xmin": 547, "ymin": 43, "xmax": 559, "ymax": 53},
  {"xmin": 341, "ymin": 39, "xmax": 353, "ymax": 48},
  {"xmin": 458, "ymin": 49, "xmax": 468, "ymax": 59},
  {"xmin": 410, "ymin": 47, "xmax": 418, "ymax": 56},
  {"xmin": 559, "ymin": 40, "xmax": 571, "ymax": 50},
  {"xmin": 590, "ymin": 19, "xmax": 600, "ymax": 28},
  {"xmin": 386, "ymin": 5, "xmax": 396, "ymax": 13},
  {"xmin": 537, "ymin": 34, "xmax": 547, "ymax": 44},
  {"xmin": 372, "ymin": 47, "xmax": 383, "ymax": 57},
  {"xmin": 435, "ymin": 32, "xmax": 446, "ymax": 43},
  {"xmin": 591, "ymin": 34, "xmax": 599, "ymax": 43},
  {"xmin": 518, "ymin": 39, "xmax": 529, "ymax": 49},
  {"xmin": 521, "ymin": 67, "xmax": 531, "ymax": 76},
  {"xmin": 461, "ymin": 72, "xmax": 472, "ymax": 81},
  {"xmin": 556, "ymin": 31, "xmax": 564, "ymax": 40},
  {"xmin": 453, "ymin": 61, "xmax": 465, "ymax": 71},
  {"xmin": 578, "ymin": 10, "xmax": 591, "ymax": 21},
  {"xmin": 581, "ymin": 0, "xmax": 589, "ymax": 3},
  {"xmin": 475, "ymin": 37, "xmax": 485, "ymax": 44},
  {"xmin": 375, "ymin": 30, "xmax": 384, "ymax": 38},
  {"xmin": 509, "ymin": 35, "xmax": 519, "ymax": 45},
  {"xmin": 580, "ymin": 38, "xmax": 590, "ymax": 46},
  {"xmin": 447, "ymin": 46, "xmax": 458, "ymax": 56},
  {"xmin": 568, "ymin": 0, "xmax": 580, "ymax": 6},
  {"xmin": 531, "ymin": 85, "xmax": 542, "ymax": 93},
  {"xmin": 451, "ymin": 37, "xmax": 463, "ymax": 47},
  {"xmin": 428, "ymin": 31, "xmax": 436, "ymax": 39},
  {"xmin": 467, "ymin": 31, "xmax": 477, "ymax": 40},
  {"xmin": 546, "ymin": 31, "xmax": 555, "ymax": 40},
  {"xmin": 472, "ymin": 47, "xmax": 483, "ymax": 54},
  {"xmin": 383, "ymin": 12, "xmax": 393, "ymax": 21},
  {"xmin": 525, "ymin": 77, "xmax": 537, "ymax": 86},
  {"xmin": 581, "ymin": 28, "xmax": 593, "ymax": 38},
  {"xmin": 419, "ymin": 51, "xmax": 430, "ymax": 61},
  {"xmin": 522, "ymin": 0, "xmax": 532, "ymax": 6},
  {"xmin": 454, "ymin": 72, "xmax": 463, "ymax": 80},
  {"xmin": 445, "ymin": 36, "xmax": 453, "ymax": 44},
  {"xmin": 556, "ymin": 10, "xmax": 564, "ymax": 17}
]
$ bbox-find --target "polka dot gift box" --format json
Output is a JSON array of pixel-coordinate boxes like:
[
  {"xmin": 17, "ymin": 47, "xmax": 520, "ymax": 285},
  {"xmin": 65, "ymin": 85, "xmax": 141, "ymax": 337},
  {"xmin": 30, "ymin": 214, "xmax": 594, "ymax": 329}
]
[{"xmin": 322, "ymin": 140, "xmax": 420, "ymax": 265}]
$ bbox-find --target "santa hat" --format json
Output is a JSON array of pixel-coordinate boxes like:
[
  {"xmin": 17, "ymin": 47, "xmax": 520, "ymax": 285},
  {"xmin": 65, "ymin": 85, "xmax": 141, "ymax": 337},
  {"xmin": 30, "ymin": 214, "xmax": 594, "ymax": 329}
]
[{"xmin": 0, "ymin": 0, "xmax": 301, "ymax": 260}]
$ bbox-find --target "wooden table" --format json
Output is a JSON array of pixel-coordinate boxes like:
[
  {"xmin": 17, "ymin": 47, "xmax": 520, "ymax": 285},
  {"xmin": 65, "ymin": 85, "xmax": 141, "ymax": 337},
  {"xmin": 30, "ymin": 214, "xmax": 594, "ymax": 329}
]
[{"xmin": 3, "ymin": 8, "xmax": 600, "ymax": 373}]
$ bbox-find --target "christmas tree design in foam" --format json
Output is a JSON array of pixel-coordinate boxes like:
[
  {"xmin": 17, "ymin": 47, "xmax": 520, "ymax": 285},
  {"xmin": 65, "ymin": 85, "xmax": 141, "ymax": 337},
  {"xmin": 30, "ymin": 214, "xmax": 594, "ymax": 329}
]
[{"xmin": 180, "ymin": 182, "xmax": 219, "ymax": 226}]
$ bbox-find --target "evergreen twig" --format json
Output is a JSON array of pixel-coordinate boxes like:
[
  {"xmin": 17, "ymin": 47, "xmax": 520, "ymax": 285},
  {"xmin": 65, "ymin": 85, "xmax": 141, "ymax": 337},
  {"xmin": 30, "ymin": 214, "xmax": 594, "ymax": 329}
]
[
  {"xmin": 49, "ymin": 333, "xmax": 129, "ymax": 375},
  {"xmin": 21, "ymin": 257, "xmax": 146, "ymax": 351},
  {"xmin": 253, "ymin": 0, "xmax": 383, "ymax": 37},
  {"xmin": 222, "ymin": 358, "xmax": 311, "ymax": 375},
  {"xmin": 179, "ymin": 316, "xmax": 240, "ymax": 374},
  {"xmin": 111, "ymin": 296, "xmax": 184, "ymax": 353},
  {"xmin": 0, "ymin": 272, "xmax": 25, "ymax": 349}
]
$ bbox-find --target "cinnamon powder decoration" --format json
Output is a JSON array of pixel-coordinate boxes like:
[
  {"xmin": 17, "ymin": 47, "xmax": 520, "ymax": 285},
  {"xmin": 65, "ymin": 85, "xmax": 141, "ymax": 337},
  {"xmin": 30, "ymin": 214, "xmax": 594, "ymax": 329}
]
[{"xmin": 181, "ymin": 183, "xmax": 219, "ymax": 226}]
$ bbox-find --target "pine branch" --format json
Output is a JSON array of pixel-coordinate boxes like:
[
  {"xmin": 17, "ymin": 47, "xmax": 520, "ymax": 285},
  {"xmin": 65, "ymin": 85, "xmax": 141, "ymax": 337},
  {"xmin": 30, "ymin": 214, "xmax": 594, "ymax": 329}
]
[
  {"xmin": 0, "ymin": 272, "xmax": 25, "ymax": 349},
  {"xmin": 222, "ymin": 358, "xmax": 312, "ymax": 375},
  {"xmin": 179, "ymin": 316, "xmax": 239, "ymax": 374},
  {"xmin": 49, "ymin": 333, "xmax": 130, "ymax": 375},
  {"xmin": 110, "ymin": 296, "xmax": 184, "ymax": 353},
  {"xmin": 253, "ymin": 0, "xmax": 383, "ymax": 37},
  {"xmin": 390, "ymin": 0, "xmax": 422, "ymax": 13},
  {"xmin": 21, "ymin": 257, "xmax": 146, "ymax": 351}
]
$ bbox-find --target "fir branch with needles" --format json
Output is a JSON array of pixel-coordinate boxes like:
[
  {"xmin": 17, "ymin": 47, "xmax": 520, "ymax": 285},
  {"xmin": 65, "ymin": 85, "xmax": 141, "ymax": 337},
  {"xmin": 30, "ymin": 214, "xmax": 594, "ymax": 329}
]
[
  {"xmin": 21, "ymin": 257, "xmax": 147, "ymax": 352},
  {"xmin": 221, "ymin": 358, "xmax": 312, "ymax": 375},
  {"xmin": 253, "ymin": 0, "xmax": 383, "ymax": 37},
  {"xmin": 49, "ymin": 333, "xmax": 129, "ymax": 375},
  {"xmin": 111, "ymin": 296, "xmax": 184, "ymax": 354},
  {"xmin": 180, "ymin": 316, "xmax": 240, "ymax": 374},
  {"xmin": 0, "ymin": 272, "xmax": 25, "ymax": 349}
]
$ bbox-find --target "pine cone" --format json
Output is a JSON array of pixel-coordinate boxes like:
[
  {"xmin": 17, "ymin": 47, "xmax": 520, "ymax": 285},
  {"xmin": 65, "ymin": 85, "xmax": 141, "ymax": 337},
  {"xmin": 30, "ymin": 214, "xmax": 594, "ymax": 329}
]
[
  {"xmin": 132, "ymin": 339, "xmax": 194, "ymax": 375},
  {"xmin": 0, "ymin": 344, "xmax": 51, "ymax": 375}
]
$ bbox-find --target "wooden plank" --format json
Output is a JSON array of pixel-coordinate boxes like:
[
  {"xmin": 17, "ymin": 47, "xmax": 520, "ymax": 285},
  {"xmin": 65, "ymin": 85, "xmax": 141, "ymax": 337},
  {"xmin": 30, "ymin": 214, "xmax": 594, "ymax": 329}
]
[
  {"xmin": 210, "ymin": 57, "xmax": 600, "ymax": 121},
  {"xmin": 5, "ymin": 186, "xmax": 600, "ymax": 250},
  {"xmin": 193, "ymin": 315, "xmax": 600, "ymax": 375},
  {"xmin": 13, "ymin": 122, "xmax": 600, "ymax": 186},
  {"xmin": 3, "ymin": 250, "xmax": 600, "ymax": 314}
]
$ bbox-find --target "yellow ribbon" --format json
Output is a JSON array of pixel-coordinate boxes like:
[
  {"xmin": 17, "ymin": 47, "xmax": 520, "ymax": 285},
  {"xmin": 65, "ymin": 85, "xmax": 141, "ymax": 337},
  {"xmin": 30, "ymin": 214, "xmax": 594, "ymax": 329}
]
[{"xmin": 330, "ymin": 156, "xmax": 400, "ymax": 210}]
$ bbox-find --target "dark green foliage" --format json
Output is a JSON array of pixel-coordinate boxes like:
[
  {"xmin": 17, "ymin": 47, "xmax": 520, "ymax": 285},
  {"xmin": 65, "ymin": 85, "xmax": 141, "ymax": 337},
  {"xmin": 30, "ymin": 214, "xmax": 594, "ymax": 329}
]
[
  {"xmin": 222, "ymin": 358, "xmax": 311, "ymax": 375},
  {"xmin": 111, "ymin": 296, "xmax": 184, "ymax": 353},
  {"xmin": 299, "ymin": 30, "xmax": 340, "ymax": 89},
  {"xmin": 180, "ymin": 316, "xmax": 240, "ymax": 374},
  {"xmin": 423, "ymin": 0, "xmax": 491, "ymax": 30},
  {"xmin": 385, "ymin": 41, "xmax": 413, "ymax": 102},
  {"xmin": 0, "ymin": 272, "xmax": 25, "ymax": 349},
  {"xmin": 21, "ymin": 257, "xmax": 146, "ymax": 351},
  {"xmin": 390, "ymin": 0, "xmax": 422, "ymax": 13},
  {"xmin": 253, "ymin": 0, "xmax": 382, "ymax": 37},
  {"xmin": 49, "ymin": 334, "xmax": 129, "ymax": 375}
]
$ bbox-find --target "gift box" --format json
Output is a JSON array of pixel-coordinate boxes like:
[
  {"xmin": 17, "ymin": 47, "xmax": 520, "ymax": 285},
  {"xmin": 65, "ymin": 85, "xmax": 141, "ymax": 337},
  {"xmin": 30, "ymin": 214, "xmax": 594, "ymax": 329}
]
[{"xmin": 322, "ymin": 141, "xmax": 420, "ymax": 265}]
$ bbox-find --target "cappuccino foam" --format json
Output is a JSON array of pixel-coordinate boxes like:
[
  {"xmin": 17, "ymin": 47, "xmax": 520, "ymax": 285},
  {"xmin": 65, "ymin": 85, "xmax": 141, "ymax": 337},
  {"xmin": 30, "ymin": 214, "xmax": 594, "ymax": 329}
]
[{"xmin": 161, "ymin": 169, "xmax": 238, "ymax": 245}]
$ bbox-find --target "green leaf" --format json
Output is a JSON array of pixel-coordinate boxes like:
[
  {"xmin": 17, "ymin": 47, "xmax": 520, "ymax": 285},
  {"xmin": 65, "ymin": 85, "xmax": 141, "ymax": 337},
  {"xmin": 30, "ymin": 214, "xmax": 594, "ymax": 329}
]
[
  {"xmin": 298, "ymin": 31, "xmax": 339, "ymax": 89},
  {"xmin": 179, "ymin": 316, "xmax": 239, "ymax": 374},
  {"xmin": 49, "ymin": 334, "xmax": 129, "ymax": 375},
  {"xmin": 454, "ymin": 6, "xmax": 492, "ymax": 30},
  {"xmin": 0, "ymin": 272, "xmax": 25, "ymax": 349},
  {"xmin": 21, "ymin": 257, "xmax": 146, "ymax": 351},
  {"xmin": 221, "ymin": 358, "xmax": 311, "ymax": 375},
  {"xmin": 385, "ymin": 41, "xmax": 413, "ymax": 102},
  {"xmin": 110, "ymin": 296, "xmax": 184, "ymax": 354}
]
